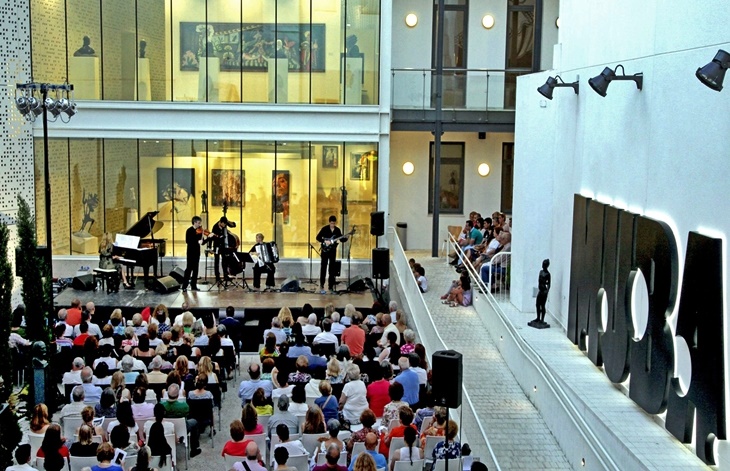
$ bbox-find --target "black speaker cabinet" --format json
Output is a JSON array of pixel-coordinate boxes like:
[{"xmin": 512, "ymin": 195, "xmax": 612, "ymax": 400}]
[
  {"xmin": 169, "ymin": 266, "xmax": 185, "ymax": 283},
  {"xmin": 281, "ymin": 277, "xmax": 300, "ymax": 292},
  {"xmin": 432, "ymin": 350, "xmax": 463, "ymax": 408},
  {"xmin": 153, "ymin": 276, "xmax": 180, "ymax": 294},
  {"xmin": 72, "ymin": 274, "xmax": 95, "ymax": 291},
  {"xmin": 348, "ymin": 276, "xmax": 367, "ymax": 292},
  {"xmin": 333, "ymin": 261, "xmax": 342, "ymax": 277},
  {"xmin": 372, "ymin": 248, "xmax": 390, "ymax": 279},
  {"xmin": 370, "ymin": 211, "xmax": 385, "ymax": 236}
]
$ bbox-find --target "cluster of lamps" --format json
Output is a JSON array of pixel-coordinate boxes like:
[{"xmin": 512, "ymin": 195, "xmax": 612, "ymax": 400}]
[
  {"xmin": 405, "ymin": 13, "xmax": 495, "ymax": 30},
  {"xmin": 15, "ymin": 83, "xmax": 76, "ymax": 122},
  {"xmin": 402, "ymin": 161, "xmax": 490, "ymax": 177},
  {"xmin": 537, "ymin": 49, "xmax": 729, "ymax": 99}
]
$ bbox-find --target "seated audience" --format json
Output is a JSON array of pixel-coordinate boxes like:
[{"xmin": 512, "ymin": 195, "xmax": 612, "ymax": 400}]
[
  {"xmin": 238, "ymin": 363, "xmax": 273, "ymax": 404},
  {"xmin": 268, "ymin": 395, "xmax": 299, "ymax": 438},
  {"xmin": 80, "ymin": 406, "xmax": 105, "ymax": 438},
  {"xmin": 312, "ymin": 443, "xmax": 347, "ymax": 471},
  {"xmin": 92, "ymin": 443, "xmax": 123, "ymax": 471},
  {"xmin": 270, "ymin": 424, "xmax": 308, "ymax": 468},
  {"xmin": 36, "ymin": 424, "xmax": 69, "ymax": 471},
  {"xmin": 69, "ymin": 425, "xmax": 99, "ymax": 457},
  {"xmin": 60, "ymin": 386, "xmax": 86, "ymax": 419},
  {"xmin": 420, "ymin": 407, "xmax": 447, "ymax": 448},
  {"xmin": 7, "ymin": 444, "xmax": 33, "ymax": 471},
  {"xmin": 393, "ymin": 357, "xmax": 419, "ymax": 407},
  {"xmin": 252, "ymin": 388, "xmax": 273, "ymax": 416},
  {"xmin": 241, "ymin": 403, "xmax": 264, "ymax": 435},
  {"xmin": 431, "ymin": 420, "xmax": 461, "ymax": 462},
  {"xmin": 95, "ymin": 388, "xmax": 117, "ymax": 419},
  {"xmin": 107, "ymin": 401, "xmax": 139, "ymax": 441},
  {"xmin": 302, "ymin": 405, "xmax": 326, "ymax": 434},
  {"xmin": 339, "ymin": 365, "xmax": 368, "ymax": 425},
  {"xmin": 222, "ymin": 419, "xmax": 251, "ymax": 457},
  {"xmin": 366, "ymin": 362, "xmax": 393, "ymax": 418},
  {"xmin": 380, "ymin": 382, "xmax": 409, "ymax": 428},
  {"xmin": 231, "ymin": 442, "xmax": 267, "ymax": 471},
  {"xmin": 315, "ymin": 380, "xmax": 339, "ymax": 423},
  {"xmin": 349, "ymin": 433, "xmax": 386, "ymax": 471},
  {"xmin": 30, "ymin": 403, "xmax": 50, "ymax": 434},
  {"xmin": 161, "ymin": 383, "xmax": 202, "ymax": 457},
  {"xmin": 345, "ymin": 410, "xmax": 377, "ymax": 458},
  {"xmin": 389, "ymin": 427, "xmax": 420, "ymax": 471},
  {"xmin": 62, "ymin": 358, "xmax": 85, "ymax": 385},
  {"xmin": 289, "ymin": 384, "xmax": 309, "ymax": 416}
]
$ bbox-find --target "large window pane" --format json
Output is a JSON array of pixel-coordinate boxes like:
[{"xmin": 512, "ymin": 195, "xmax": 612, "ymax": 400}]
[
  {"xmin": 36, "ymin": 138, "xmax": 70, "ymax": 255},
  {"xmin": 277, "ymin": 0, "xmax": 312, "ymax": 104},
  {"xmin": 342, "ymin": 142, "xmax": 377, "ymax": 259},
  {"xmin": 138, "ymin": 0, "xmax": 170, "ymax": 101},
  {"xmin": 207, "ymin": 1, "xmax": 242, "ymax": 103},
  {"xmin": 70, "ymin": 139, "xmax": 104, "ymax": 254},
  {"xmin": 103, "ymin": 140, "xmax": 138, "ymax": 238},
  {"xmin": 428, "ymin": 142, "xmax": 464, "ymax": 214},
  {"xmin": 242, "ymin": 141, "xmax": 275, "ymax": 249},
  {"xmin": 168, "ymin": 140, "xmax": 205, "ymax": 256},
  {"xmin": 172, "ymin": 0, "xmax": 205, "ymax": 101},
  {"xmin": 101, "ymin": 0, "xmax": 135, "ymax": 100},
  {"xmin": 312, "ymin": 0, "xmax": 342, "ymax": 104},
  {"xmin": 346, "ymin": 0, "xmax": 380, "ymax": 104},
  {"xmin": 275, "ymin": 142, "xmax": 310, "ymax": 257},
  {"xmin": 139, "ymin": 140, "xmax": 172, "ymax": 254},
  {"xmin": 31, "ymin": 0, "xmax": 68, "ymax": 83},
  {"xmin": 66, "ymin": 0, "xmax": 102, "ymax": 99},
  {"xmin": 241, "ymin": 2, "xmax": 275, "ymax": 102}
]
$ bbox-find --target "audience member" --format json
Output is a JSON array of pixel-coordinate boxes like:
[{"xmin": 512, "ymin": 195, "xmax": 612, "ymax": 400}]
[
  {"xmin": 389, "ymin": 426, "xmax": 421, "ymax": 471},
  {"xmin": 393, "ymin": 357, "xmax": 419, "ymax": 406},
  {"xmin": 160, "ymin": 383, "xmax": 202, "ymax": 457},
  {"xmin": 339, "ymin": 365, "xmax": 368, "ymax": 425},
  {"xmin": 348, "ymin": 433, "xmax": 386, "ymax": 471},
  {"xmin": 380, "ymin": 382, "xmax": 409, "ymax": 428},
  {"xmin": 268, "ymin": 395, "xmax": 298, "ymax": 438},
  {"xmin": 36, "ymin": 424, "xmax": 69, "ymax": 471},
  {"xmin": 69, "ymin": 425, "xmax": 99, "ymax": 457},
  {"xmin": 7, "ymin": 444, "xmax": 34, "ymax": 471},
  {"xmin": 231, "ymin": 442, "xmax": 266, "ymax": 471},
  {"xmin": 241, "ymin": 403, "xmax": 264, "ymax": 435},
  {"xmin": 30, "ymin": 403, "xmax": 50, "ymax": 434},
  {"xmin": 62, "ymin": 358, "xmax": 85, "ymax": 385},
  {"xmin": 315, "ymin": 380, "xmax": 338, "ymax": 422},
  {"xmin": 312, "ymin": 443, "xmax": 346, "ymax": 471},
  {"xmin": 60, "ymin": 386, "xmax": 86, "ymax": 419},
  {"xmin": 270, "ymin": 424, "xmax": 308, "ymax": 468}
]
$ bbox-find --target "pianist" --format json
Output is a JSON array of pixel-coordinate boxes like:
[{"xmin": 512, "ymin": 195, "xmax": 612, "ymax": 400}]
[{"xmin": 99, "ymin": 232, "xmax": 131, "ymax": 289}]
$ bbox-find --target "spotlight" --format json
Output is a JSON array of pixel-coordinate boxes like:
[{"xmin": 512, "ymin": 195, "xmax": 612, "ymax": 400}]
[
  {"xmin": 28, "ymin": 96, "xmax": 43, "ymax": 117},
  {"xmin": 536, "ymin": 75, "xmax": 579, "ymax": 100},
  {"xmin": 588, "ymin": 65, "xmax": 643, "ymax": 97},
  {"xmin": 696, "ymin": 49, "xmax": 729, "ymax": 92},
  {"xmin": 15, "ymin": 96, "xmax": 30, "ymax": 115},
  {"xmin": 59, "ymin": 98, "xmax": 77, "ymax": 118},
  {"xmin": 45, "ymin": 97, "xmax": 62, "ymax": 118}
]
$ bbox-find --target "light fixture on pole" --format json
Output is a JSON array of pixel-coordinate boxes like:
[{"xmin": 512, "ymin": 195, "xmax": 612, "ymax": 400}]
[
  {"xmin": 588, "ymin": 64, "xmax": 643, "ymax": 97},
  {"xmin": 537, "ymin": 75, "xmax": 579, "ymax": 100},
  {"xmin": 15, "ymin": 82, "xmax": 76, "ymax": 327},
  {"xmin": 696, "ymin": 49, "xmax": 729, "ymax": 92}
]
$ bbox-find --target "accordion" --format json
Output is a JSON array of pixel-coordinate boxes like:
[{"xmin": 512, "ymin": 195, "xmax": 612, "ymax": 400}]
[{"xmin": 255, "ymin": 242, "xmax": 280, "ymax": 264}]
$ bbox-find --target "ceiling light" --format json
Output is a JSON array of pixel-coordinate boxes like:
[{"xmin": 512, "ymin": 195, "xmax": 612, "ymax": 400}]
[
  {"xmin": 536, "ymin": 75, "xmax": 579, "ymax": 100},
  {"xmin": 405, "ymin": 13, "xmax": 418, "ymax": 28},
  {"xmin": 478, "ymin": 163, "xmax": 490, "ymax": 177},
  {"xmin": 588, "ymin": 64, "xmax": 643, "ymax": 97},
  {"xmin": 402, "ymin": 161, "xmax": 414, "ymax": 175},
  {"xmin": 482, "ymin": 15, "xmax": 495, "ymax": 29},
  {"xmin": 696, "ymin": 49, "xmax": 729, "ymax": 92}
]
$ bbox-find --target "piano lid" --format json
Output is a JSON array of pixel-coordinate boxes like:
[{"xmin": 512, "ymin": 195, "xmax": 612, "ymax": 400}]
[{"xmin": 126, "ymin": 211, "xmax": 164, "ymax": 238}]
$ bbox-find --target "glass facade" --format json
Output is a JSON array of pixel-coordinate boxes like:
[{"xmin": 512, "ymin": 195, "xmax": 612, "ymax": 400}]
[
  {"xmin": 31, "ymin": 0, "xmax": 380, "ymax": 104},
  {"xmin": 36, "ymin": 140, "xmax": 378, "ymax": 260}
]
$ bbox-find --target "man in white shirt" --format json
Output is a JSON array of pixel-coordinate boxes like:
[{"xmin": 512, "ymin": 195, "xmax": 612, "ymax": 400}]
[
  {"xmin": 55, "ymin": 308, "xmax": 74, "ymax": 337},
  {"xmin": 313, "ymin": 319, "xmax": 339, "ymax": 348},
  {"xmin": 301, "ymin": 314, "xmax": 321, "ymax": 336},
  {"xmin": 270, "ymin": 424, "xmax": 308, "ymax": 468},
  {"xmin": 62, "ymin": 357, "xmax": 85, "ymax": 385},
  {"xmin": 60, "ymin": 386, "xmax": 86, "ymax": 419},
  {"xmin": 238, "ymin": 363, "xmax": 274, "ymax": 404},
  {"xmin": 378, "ymin": 314, "xmax": 400, "ymax": 347},
  {"xmin": 408, "ymin": 353, "xmax": 428, "ymax": 385},
  {"xmin": 232, "ymin": 442, "xmax": 267, "ymax": 471},
  {"xmin": 6, "ymin": 444, "xmax": 36, "ymax": 471},
  {"xmin": 81, "ymin": 367, "xmax": 103, "ymax": 403},
  {"xmin": 263, "ymin": 317, "xmax": 287, "ymax": 345},
  {"xmin": 330, "ymin": 312, "xmax": 345, "ymax": 336}
]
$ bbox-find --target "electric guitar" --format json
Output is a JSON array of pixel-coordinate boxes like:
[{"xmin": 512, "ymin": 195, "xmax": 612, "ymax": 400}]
[{"xmin": 321, "ymin": 226, "xmax": 356, "ymax": 253}]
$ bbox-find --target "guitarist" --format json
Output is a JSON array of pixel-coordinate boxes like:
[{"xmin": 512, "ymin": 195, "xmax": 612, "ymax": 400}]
[{"xmin": 316, "ymin": 215, "xmax": 348, "ymax": 293}]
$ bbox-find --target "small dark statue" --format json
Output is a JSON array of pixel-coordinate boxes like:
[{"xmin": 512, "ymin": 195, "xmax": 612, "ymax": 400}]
[
  {"xmin": 79, "ymin": 189, "xmax": 99, "ymax": 234},
  {"xmin": 201, "ymin": 190, "xmax": 208, "ymax": 213},
  {"xmin": 74, "ymin": 36, "xmax": 96, "ymax": 57},
  {"xmin": 346, "ymin": 35, "xmax": 360, "ymax": 57},
  {"xmin": 139, "ymin": 39, "xmax": 147, "ymax": 59},
  {"xmin": 528, "ymin": 258, "xmax": 551, "ymax": 329}
]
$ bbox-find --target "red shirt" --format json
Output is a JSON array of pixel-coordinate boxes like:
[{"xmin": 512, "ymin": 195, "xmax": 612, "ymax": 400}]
[
  {"xmin": 244, "ymin": 424, "xmax": 264, "ymax": 435},
  {"xmin": 366, "ymin": 379, "xmax": 391, "ymax": 417},
  {"xmin": 141, "ymin": 307, "xmax": 152, "ymax": 323},
  {"xmin": 73, "ymin": 333, "xmax": 90, "ymax": 346},
  {"xmin": 36, "ymin": 446, "xmax": 70, "ymax": 458},
  {"xmin": 341, "ymin": 326, "xmax": 365, "ymax": 356},
  {"xmin": 381, "ymin": 424, "xmax": 418, "ymax": 457},
  {"xmin": 221, "ymin": 439, "xmax": 252, "ymax": 457},
  {"xmin": 66, "ymin": 308, "xmax": 82, "ymax": 326}
]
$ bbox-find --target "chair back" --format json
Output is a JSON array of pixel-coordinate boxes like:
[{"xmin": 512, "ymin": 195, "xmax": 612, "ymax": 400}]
[
  {"xmin": 204, "ymin": 382, "xmax": 222, "ymax": 408},
  {"xmin": 27, "ymin": 431, "xmax": 45, "ymax": 460},
  {"xmin": 188, "ymin": 398, "xmax": 214, "ymax": 427},
  {"xmin": 304, "ymin": 396, "xmax": 317, "ymax": 408},
  {"xmin": 135, "ymin": 417, "xmax": 154, "ymax": 441},
  {"xmin": 300, "ymin": 433, "xmax": 328, "ymax": 455},
  {"xmin": 351, "ymin": 441, "xmax": 367, "ymax": 457},
  {"xmin": 72, "ymin": 434, "xmax": 103, "ymax": 445},
  {"xmin": 123, "ymin": 453, "xmax": 137, "ymax": 471},
  {"xmin": 269, "ymin": 435, "xmax": 283, "ymax": 460},
  {"xmin": 69, "ymin": 455, "xmax": 99, "ymax": 471},
  {"xmin": 419, "ymin": 416, "xmax": 435, "ymax": 434},
  {"xmin": 34, "ymin": 457, "xmax": 44, "ymax": 470},
  {"xmin": 62, "ymin": 415, "xmax": 84, "ymax": 442},
  {"xmin": 287, "ymin": 453, "xmax": 310, "ymax": 471},
  {"xmin": 423, "ymin": 436, "xmax": 443, "ymax": 461},
  {"xmin": 222, "ymin": 454, "xmax": 243, "ymax": 471},
  {"xmin": 393, "ymin": 460, "xmax": 425, "ymax": 471},
  {"xmin": 257, "ymin": 414, "xmax": 271, "ymax": 431},
  {"xmin": 149, "ymin": 454, "xmax": 174, "ymax": 471},
  {"xmin": 316, "ymin": 451, "xmax": 347, "ymax": 466},
  {"xmin": 165, "ymin": 417, "xmax": 189, "ymax": 446},
  {"xmin": 388, "ymin": 437, "xmax": 406, "ymax": 458},
  {"xmin": 297, "ymin": 414, "xmax": 306, "ymax": 434},
  {"xmin": 245, "ymin": 433, "xmax": 267, "ymax": 460},
  {"xmin": 165, "ymin": 433, "xmax": 178, "ymax": 465},
  {"xmin": 433, "ymin": 458, "xmax": 461, "ymax": 471},
  {"xmin": 387, "ymin": 418, "xmax": 400, "ymax": 431}
]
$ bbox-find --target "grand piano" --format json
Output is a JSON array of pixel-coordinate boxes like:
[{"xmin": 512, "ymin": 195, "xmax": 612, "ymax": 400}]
[{"xmin": 112, "ymin": 211, "xmax": 167, "ymax": 287}]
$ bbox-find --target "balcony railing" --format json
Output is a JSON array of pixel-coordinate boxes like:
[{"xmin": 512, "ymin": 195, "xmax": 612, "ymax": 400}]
[{"xmin": 391, "ymin": 68, "xmax": 531, "ymax": 112}]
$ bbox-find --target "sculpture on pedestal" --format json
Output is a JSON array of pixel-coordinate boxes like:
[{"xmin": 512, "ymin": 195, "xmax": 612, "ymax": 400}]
[
  {"xmin": 74, "ymin": 36, "xmax": 97, "ymax": 57},
  {"xmin": 529, "ymin": 258, "xmax": 551, "ymax": 329},
  {"xmin": 139, "ymin": 40, "xmax": 147, "ymax": 59}
]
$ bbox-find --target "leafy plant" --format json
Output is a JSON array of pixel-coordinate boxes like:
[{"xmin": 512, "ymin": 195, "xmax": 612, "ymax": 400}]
[{"xmin": 0, "ymin": 221, "xmax": 13, "ymax": 403}]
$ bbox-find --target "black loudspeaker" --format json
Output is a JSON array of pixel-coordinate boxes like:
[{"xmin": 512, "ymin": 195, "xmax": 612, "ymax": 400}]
[
  {"xmin": 152, "ymin": 276, "xmax": 180, "ymax": 294},
  {"xmin": 370, "ymin": 211, "xmax": 385, "ymax": 236},
  {"xmin": 348, "ymin": 276, "xmax": 367, "ymax": 292},
  {"xmin": 333, "ymin": 261, "xmax": 342, "ymax": 277},
  {"xmin": 478, "ymin": 131, "xmax": 486, "ymax": 140},
  {"xmin": 432, "ymin": 350, "xmax": 463, "ymax": 408},
  {"xmin": 169, "ymin": 266, "xmax": 185, "ymax": 283},
  {"xmin": 72, "ymin": 274, "xmax": 95, "ymax": 291},
  {"xmin": 372, "ymin": 248, "xmax": 390, "ymax": 279},
  {"xmin": 281, "ymin": 277, "xmax": 300, "ymax": 292}
]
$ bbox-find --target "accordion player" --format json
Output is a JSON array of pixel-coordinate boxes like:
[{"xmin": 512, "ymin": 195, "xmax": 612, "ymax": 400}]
[{"xmin": 249, "ymin": 233, "xmax": 279, "ymax": 290}]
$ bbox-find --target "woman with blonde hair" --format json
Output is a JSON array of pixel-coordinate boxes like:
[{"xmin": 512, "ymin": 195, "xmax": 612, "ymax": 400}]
[
  {"xmin": 69, "ymin": 424, "xmax": 99, "ymax": 457},
  {"xmin": 197, "ymin": 356, "xmax": 219, "ymax": 383},
  {"xmin": 326, "ymin": 356, "xmax": 343, "ymax": 384},
  {"xmin": 99, "ymin": 233, "xmax": 131, "ymax": 289},
  {"xmin": 30, "ymin": 403, "xmax": 50, "ymax": 434},
  {"xmin": 353, "ymin": 451, "xmax": 378, "ymax": 471},
  {"xmin": 109, "ymin": 309, "xmax": 125, "ymax": 336},
  {"xmin": 80, "ymin": 405, "xmax": 106, "ymax": 438},
  {"xmin": 277, "ymin": 306, "xmax": 294, "ymax": 325},
  {"xmin": 110, "ymin": 371, "xmax": 131, "ymax": 402}
]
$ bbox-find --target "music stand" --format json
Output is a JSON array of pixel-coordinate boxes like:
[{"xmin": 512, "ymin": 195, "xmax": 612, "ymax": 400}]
[{"xmin": 231, "ymin": 252, "xmax": 254, "ymax": 291}]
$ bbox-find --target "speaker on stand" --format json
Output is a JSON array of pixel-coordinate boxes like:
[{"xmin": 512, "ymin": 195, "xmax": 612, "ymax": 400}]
[{"xmin": 152, "ymin": 276, "xmax": 180, "ymax": 294}]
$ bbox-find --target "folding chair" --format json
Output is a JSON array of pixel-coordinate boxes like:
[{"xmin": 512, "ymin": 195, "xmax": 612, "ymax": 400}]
[
  {"xmin": 165, "ymin": 417, "xmax": 189, "ymax": 470},
  {"xmin": 316, "ymin": 452, "xmax": 347, "ymax": 466},
  {"xmin": 69, "ymin": 455, "xmax": 99, "ymax": 471},
  {"xmin": 393, "ymin": 460, "xmax": 425, "ymax": 471},
  {"xmin": 188, "ymin": 398, "xmax": 215, "ymax": 447},
  {"xmin": 222, "ymin": 454, "xmax": 243, "ymax": 471},
  {"xmin": 433, "ymin": 458, "xmax": 461, "ymax": 471},
  {"xmin": 300, "ymin": 432, "xmax": 329, "ymax": 455},
  {"xmin": 62, "ymin": 415, "xmax": 84, "ymax": 442},
  {"xmin": 204, "ymin": 382, "xmax": 222, "ymax": 430},
  {"xmin": 27, "ymin": 431, "xmax": 45, "ymax": 461},
  {"xmin": 423, "ymin": 436, "xmax": 444, "ymax": 464},
  {"xmin": 388, "ymin": 437, "xmax": 406, "ymax": 461},
  {"xmin": 287, "ymin": 454, "xmax": 310, "ymax": 471},
  {"xmin": 149, "ymin": 455, "xmax": 174, "ymax": 471}
]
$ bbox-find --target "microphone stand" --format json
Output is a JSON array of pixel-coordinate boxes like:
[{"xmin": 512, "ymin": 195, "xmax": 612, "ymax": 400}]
[
  {"xmin": 307, "ymin": 241, "xmax": 320, "ymax": 288},
  {"xmin": 338, "ymin": 185, "xmax": 349, "ymax": 293}
]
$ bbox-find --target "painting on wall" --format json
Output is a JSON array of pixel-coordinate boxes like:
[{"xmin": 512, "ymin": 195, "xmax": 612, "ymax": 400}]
[
  {"xmin": 322, "ymin": 146, "xmax": 339, "ymax": 169},
  {"xmin": 272, "ymin": 170, "xmax": 290, "ymax": 224},
  {"xmin": 180, "ymin": 22, "xmax": 326, "ymax": 72},
  {"xmin": 211, "ymin": 169, "xmax": 244, "ymax": 207},
  {"xmin": 157, "ymin": 168, "xmax": 196, "ymax": 222},
  {"xmin": 350, "ymin": 152, "xmax": 370, "ymax": 181}
]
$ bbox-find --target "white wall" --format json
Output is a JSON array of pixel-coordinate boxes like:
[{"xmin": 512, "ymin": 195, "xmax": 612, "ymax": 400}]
[
  {"xmin": 512, "ymin": 10, "xmax": 730, "ymax": 455},
  {"xmin": 389, "ymin": 131, "xmax": 510, "ymax": 250}
]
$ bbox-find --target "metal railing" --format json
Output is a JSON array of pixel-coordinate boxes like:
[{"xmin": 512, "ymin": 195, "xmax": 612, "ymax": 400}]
[
  {"xmin": 445, "ymin": 232, "xmax": 619, "ymax": 470},
  {"xmin": 390, "ymin": 68, "xmax": 531, "ymax": 112}
]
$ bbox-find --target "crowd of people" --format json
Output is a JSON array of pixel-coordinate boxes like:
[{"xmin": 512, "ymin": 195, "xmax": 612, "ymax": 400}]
[{"xmin": 10, "ymin": 298, "xmax": 471, "ymax": 471}]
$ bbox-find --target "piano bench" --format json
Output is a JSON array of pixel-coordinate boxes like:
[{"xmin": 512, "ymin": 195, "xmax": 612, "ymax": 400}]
[{"xmin": 93, "ymin": 269, "xmax": 120, "ymax": 294}]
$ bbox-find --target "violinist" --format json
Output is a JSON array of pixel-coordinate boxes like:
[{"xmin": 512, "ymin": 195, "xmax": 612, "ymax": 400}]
[
  {"xmin": 212, "ymin": 216, "xmax": 237, "ymax": 283},
  {"xmin": 182, "ymin": 216, "xmax": 208, "ymax": 292}
]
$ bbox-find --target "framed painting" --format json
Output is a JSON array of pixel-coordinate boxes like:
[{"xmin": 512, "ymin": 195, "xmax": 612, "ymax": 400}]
[
  {"xmin": 322, "ymin": 146, "xmax": 339, "ymax": 169},
  {"xmin": 157, "ymin": 168, "xmax": 195, "ymax": 205},
  {"xmin": 272, "ymin": 170, "xmax": 290, "ymax": 224},
  {"xmin": 350, "ymin": 152, "xmax": 370, "ymax": 181},
  {"xmin": 180, "ymin": 22, "xmax": 326, "ymax": 72},
  {"xmin": 211, "ymin": 169, "xmax": 244, "ymax": 207}
]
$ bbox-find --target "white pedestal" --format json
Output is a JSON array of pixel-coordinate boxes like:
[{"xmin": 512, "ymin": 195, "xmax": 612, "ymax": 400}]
[
  {"xmin": 72, "ymin": 232, "xmax": 99, "ymax": 255},
  {"xmin": 268, "ymin": 58, "xmax": 289, "ymax": 103},
  {"xmin": 198, "ymin": 57, "xmax": 220, "ymax": 102},
  {"xmin": 69, "ymin": 56, "xmax": 101, "ymax": 100},
  {"xmin": 138, "ymin": 58, "xmax": 151, "ymax": 101},
  {"xmin": 126, "ymin": 208, "xmax": 139, "ymax": 230},
  {"xmin": 343, "ymin": 57, "xmax": 363, "ymax": 105}
]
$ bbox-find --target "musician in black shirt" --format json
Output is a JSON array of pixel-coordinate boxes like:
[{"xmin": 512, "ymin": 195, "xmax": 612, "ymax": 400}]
[
  {"xmin": 182, "ymin": 216, "xmax": 206, "ymax": 292},
  {"xmin": 249, "ymin": 232, "xmax": 276, "ymax": 291},
  {"xmin": 316, "ymin": 215, "xmax": 347, "ymax": 293},
  {"xmin": 212, "ymin": 216, "xmax": 235, "ymax": 282}
]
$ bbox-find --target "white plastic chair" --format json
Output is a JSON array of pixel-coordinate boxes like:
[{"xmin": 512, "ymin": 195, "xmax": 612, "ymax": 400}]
[
  {"xmin": 433, "ymin": 458, "xmax": 461, "ymax": 471},
  {"xmin": 72, "ymin": 434, "xmax": 103, "ymax": 445},
  {"xmin": 257, "ymin": 414, "xmax": 271, "ymax": 431},
  {"xmin": 387, "ymin": 419, "xmax": 400, "ymax": 431},
  {"xmin": 316, "ymin": 452, "xmax": 347, "ymax": 466},
  {"xmin": 419, "ymin": 416, "xmax": 435, "ymax": 434},
  {"xmin": 222, "ymin": 454, "xmax": 243, "ymax": 471},
  {"xmin": 27, "ymin": 431, "xmax": 45, "ymax": 460},
  {"xmin": 245, "ymin": 433, "xmax": 267, "ymax": 462},
  {"xmin": 165, "ymin": 417, "xmax": 189, "ymax": 470},
  {"xmin": 124, "ymin": 453, "xmax": 137, "ymax": 471},
  {"xmin": 34, "ymin": 457, "xmax": 44, "ymax": 470},
  {"xmin": 149, "ymin": 454, "xmax": 174, "ymax": 471},
  {"xmin": 388, "ymin": 437, "xmax": 406, "ymax": 461},
  {"xmin": 69, "ymin": 455, "xmax": 99, "ymax": 471},
  {"xmin": 394, "ymin": 460, "xmax": 425, "ymax": 471},
  {"xmin": 300, "ymin": 433, "xmax": 328, "ymax": 455},
  {"xmin": 287, "ymin": 454, "xmax": 310, "ymax": 471},
  {"xmin": 62, "ymin": 416, "xmax": 84, "ymax": 442}
]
